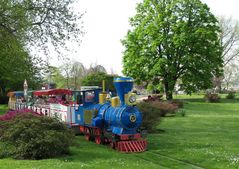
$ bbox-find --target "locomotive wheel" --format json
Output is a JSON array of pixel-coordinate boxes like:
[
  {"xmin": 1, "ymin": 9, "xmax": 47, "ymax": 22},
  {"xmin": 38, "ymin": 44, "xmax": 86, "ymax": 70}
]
[
  {"xmin": 95, "ymin": 136, "xmax": 101, "ymax": 144},
  {"xmin": 104, "ymin": 138, "xmax": 109, "ymax": 144},
  {"xmin": 85, "ymin": 128, "xmax": 91, "ymax": 141},
  {"xmin": 110, "ymin": 142, "xmax": 115, "ymax": 149},
  {"xmin": 85, "ymin": 134, "xmax": 90, "ymax": 141}
]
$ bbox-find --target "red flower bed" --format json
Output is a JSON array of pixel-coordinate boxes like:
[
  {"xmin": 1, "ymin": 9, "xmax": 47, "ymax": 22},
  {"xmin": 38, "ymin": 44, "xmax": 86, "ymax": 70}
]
[{"xmin": 0, "ymin": 109, "xmax": 41, "ymax": 121}]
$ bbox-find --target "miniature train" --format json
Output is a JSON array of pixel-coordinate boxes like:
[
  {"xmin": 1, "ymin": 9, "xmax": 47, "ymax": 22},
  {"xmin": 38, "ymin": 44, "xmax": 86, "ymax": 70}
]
[{"xmin": 7, "ymin": 77, "xmax": 147, "ymax": 153}]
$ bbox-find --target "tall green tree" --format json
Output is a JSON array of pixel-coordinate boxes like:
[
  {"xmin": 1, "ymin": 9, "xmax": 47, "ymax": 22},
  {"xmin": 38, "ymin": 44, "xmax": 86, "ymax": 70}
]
[
  {"xmin": 122, "ymin": 0, "xmax": 223, "ymax": 100},
  {"xmin": 0, "ymin": 30, "xmax": 43, "ymax": 93},
  {"xmin": 0, "ymin": 0, "xmax": 83, "ymax": 53},
  {"xmin": 0, "ymin": 0, "xmax": 83, "ymax": 93}
]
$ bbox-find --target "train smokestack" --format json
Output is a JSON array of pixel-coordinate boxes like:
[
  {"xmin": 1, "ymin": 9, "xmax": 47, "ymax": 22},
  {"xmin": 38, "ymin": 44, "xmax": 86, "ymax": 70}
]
[{"xmin": 113, "ymin": 77, "xmax": 134, "ymax": 106}]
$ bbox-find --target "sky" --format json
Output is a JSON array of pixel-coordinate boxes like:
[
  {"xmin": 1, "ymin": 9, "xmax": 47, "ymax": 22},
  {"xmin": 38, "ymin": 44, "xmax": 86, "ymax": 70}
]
[{"xmin": 49, "ymin": 0, "xmax": 239, "ymax": 75}]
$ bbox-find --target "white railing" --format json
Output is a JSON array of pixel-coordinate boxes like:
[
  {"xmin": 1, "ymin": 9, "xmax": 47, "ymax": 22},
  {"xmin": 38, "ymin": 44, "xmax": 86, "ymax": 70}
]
[{"xmin": 8, "ymin": 101, "xmax": 77, "ymax": 127}]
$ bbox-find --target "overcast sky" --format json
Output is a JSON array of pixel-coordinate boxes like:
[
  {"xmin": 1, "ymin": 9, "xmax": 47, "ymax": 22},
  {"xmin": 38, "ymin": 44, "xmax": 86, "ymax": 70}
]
[{"xmin": 50, "ymin": 0, "xmax": 239, "ymax": 75}]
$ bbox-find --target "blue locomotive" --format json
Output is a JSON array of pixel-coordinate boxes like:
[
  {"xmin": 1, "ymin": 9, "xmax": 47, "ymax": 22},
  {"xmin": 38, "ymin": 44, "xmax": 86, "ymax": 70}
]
[
  {"xmin": 7, "ymin": 77, "xmax": 147, "ymax": 152},
  {"xmin": 74, "ymin": 77, "xmax": 147, "ymax": 152}
]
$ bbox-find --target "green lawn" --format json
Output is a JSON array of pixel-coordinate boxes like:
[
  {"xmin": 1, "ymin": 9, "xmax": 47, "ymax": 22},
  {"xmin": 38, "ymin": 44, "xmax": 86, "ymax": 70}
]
[
  {"xmin": 0, "ymin": 105, "xmax": 7, "ymax": 115},
  {"xmin": 0, "ymin": 95, "xmax": 239, "ymax": 169}
]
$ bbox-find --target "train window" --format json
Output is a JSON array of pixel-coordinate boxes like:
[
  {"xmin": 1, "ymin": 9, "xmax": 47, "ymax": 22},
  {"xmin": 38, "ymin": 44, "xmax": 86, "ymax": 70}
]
[
  {"xmin": 85, "ymin": 91, "xmax": 95, "ymax": 103},
  {"xmin": 77, "ymin": 92, "xmax": 84, "ymax": 105}
]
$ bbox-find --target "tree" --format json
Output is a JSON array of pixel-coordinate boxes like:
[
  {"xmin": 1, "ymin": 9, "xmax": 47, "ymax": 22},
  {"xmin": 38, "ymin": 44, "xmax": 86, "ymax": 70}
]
[
  {"xmin": 0, "ymin": 31, "xmax": 43, "ymax": 94},
  {"xmin": 0, "ymin": 0, "xmax": 83, "ymax": 94},
  {"xmin": 81, "ymin": 72, "xmax": 117, "ymax": 92},
  {"xmin": 219, "ymin": 17, "xmax": 239, "ymax": 66},
  {"xmin": 44, "ymin": 66, "xmax": 65, "ymax": 88},
  {"xmin": 0, "ymin": 0, "xmax": 83, "ymax": 55},
  {"xmin": 213, "ymin": 17, "xmax": 239, "ymax": 92},
  {"xmin": 122, "ymin": 0, "xmax": 223, "ymax": 100},
  {"xmin": 222, "ymin": 63, "xmax": 239, "ymax": 90},
  {"xmin": 60, "ymin": 60, "xmax": 86, "ymax": 89},
  {"xmin": 0, "ymin": 0, "xmax": 82, "ymax": 92},
  {"xmin": 60, "ymin": 59, "xmax": 72, "ymax": 89},
  {"xmin": 70, "ymin": 61, "xmax": 86, "ymax": 90},
  {"xmin": 87, "ymin": 63, "xmax": 107, "ymax": 75}
]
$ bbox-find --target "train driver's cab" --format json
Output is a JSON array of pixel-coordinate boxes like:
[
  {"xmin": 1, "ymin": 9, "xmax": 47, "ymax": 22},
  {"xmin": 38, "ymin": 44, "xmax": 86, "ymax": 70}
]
[{"xmin": 74, "ymin": 89, "xmax": 101, "ymax": 107}]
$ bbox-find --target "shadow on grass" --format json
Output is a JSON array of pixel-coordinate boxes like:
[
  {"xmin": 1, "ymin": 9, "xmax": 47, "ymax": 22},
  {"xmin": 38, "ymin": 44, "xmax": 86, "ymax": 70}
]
[
  {"xmin": 57, "ymin": 137, "xmax": 124, "ymax": 163},
  {"xmin": 176, "ymin": 98, "xmax": 239, "ymax": 103},
  {"xmin": 219, "ymin": 98, "xmax": 239, "ymax": 103},
  {"xmin": 150, "ymin": 129, "xmax": 165, "ymax": 133},
  {"xmin": 61, "ymin": 150, "xmax": 115, "ymax": 163}
]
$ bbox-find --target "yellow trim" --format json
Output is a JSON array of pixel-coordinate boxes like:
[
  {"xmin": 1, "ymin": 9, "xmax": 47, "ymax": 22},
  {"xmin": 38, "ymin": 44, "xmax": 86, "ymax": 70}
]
[
  {"xmin": 113, "ymin": 79, "xmax": 134, "ymax": 83},
  {"xmin": 84, "ymin": 110, "xmax": 93, "ymax": 124},
  {"xmin": 111, "ymin": 97, "xmax": 120, "ymax": 107},
  {"xmin": 102, "ymin": 80, "xmax": 106, "ymax": 93},
  {"xmin": 99, "ymin": 93, "xmax": 107, "ymax": 104}
]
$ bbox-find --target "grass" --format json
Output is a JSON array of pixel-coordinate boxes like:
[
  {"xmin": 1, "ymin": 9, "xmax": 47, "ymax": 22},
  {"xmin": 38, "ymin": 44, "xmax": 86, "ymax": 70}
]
[
  {"xmin": 155, "ymin": 101, "xmax": 239, "ymax": 169},
  {"xmin": 0, "ymin": 105, "xmax": 7, "ymax": 115},
  {"xmin": 1, "ymin": 94, "xmax": 239, "ymax": 169}
]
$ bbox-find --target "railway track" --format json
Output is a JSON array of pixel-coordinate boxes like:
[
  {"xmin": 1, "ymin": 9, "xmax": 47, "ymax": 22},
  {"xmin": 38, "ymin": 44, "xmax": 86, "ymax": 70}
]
[
  {"xmin": 135, "ymin": 151, "xmax": 206, "ymax": 169},
  {"xmin": 134, "ymin": 154, "xmax": 171, "ymax": 169}
]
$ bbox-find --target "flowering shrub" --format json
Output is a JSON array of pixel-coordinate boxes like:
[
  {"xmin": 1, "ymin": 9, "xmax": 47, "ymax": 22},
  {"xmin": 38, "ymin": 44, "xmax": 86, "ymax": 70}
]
[
  {"xmin": 143, "ymin": 94, "xmax": 163, "ymax": 102},
  {"xmin": 0, "ymin": 109, "xmax": 40, "ymax": 121},
  {"xmin": 170, "ymin": 100, "xmax": 184, "ymax": 108},
  {"xmin": 150, "ymin": 101, "xmax": 178, "ymax": 116}
]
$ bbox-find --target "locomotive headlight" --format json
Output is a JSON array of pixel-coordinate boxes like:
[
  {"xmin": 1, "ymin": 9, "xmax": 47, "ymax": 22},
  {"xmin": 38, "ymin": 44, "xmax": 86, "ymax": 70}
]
[
  {"xmin": 125, "ymin": 92, "xmax": 137, "ymax": 105},
  {"xmin": 130, "ymin": 114, "xmax": 136, "ymax": 122},
  {"xmin": 129, "ymin": 95, "xmax": 136, "ymax": 103}
]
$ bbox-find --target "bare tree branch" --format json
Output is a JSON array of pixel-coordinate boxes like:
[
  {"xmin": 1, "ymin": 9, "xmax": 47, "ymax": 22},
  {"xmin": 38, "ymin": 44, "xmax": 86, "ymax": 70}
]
[{"xmin": 219, "ymin": 16, "xmax": 239, "ymax": 66}]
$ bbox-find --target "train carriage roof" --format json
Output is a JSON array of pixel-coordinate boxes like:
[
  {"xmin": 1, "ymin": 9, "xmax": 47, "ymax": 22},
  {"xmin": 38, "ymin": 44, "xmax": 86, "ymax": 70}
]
[
  {"xmin": 7, "ymin": 91, "xmax": 24, "ymax": 97},
  {"xmin": 33, "ymin": 89, "xmax": 72, "ymax": 96},
  {"xmin": 7, "ymin": 90, "xmax": 35, "ymax": 97}
]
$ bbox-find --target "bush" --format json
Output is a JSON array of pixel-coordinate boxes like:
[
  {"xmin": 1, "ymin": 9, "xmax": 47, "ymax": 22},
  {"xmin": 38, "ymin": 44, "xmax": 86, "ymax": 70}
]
[
  {"xmin": 204, "ymin": 93, "xmax": 220, "ymax": 103},
  {"xmin": 170, "ymin": 100, "xmax": 184, "ymax": 108},
  {"xmin": 0, "ymin": 142, "xmax": 14, "ymax": 158},
  {"xmin": 226, "ymin": 91, "xmax": 236, "ymax": 99},
  {"xmin": 143, "ymin": 94, "xmax": 163, "ymax": 102},
  {"xmin": 137, "ymin": 101, "xmax": 178, "ymax": 132},
  {"xmin": 0, "ymin": 113, "xmax": 74, "ymax": 159},
  {"xmin": 151, "ymin": 101, "xmax": 178, "ymax": 117},
  {"xmin": 137, "ymin": 102, "xmax": 161, "ymax": 132}
]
